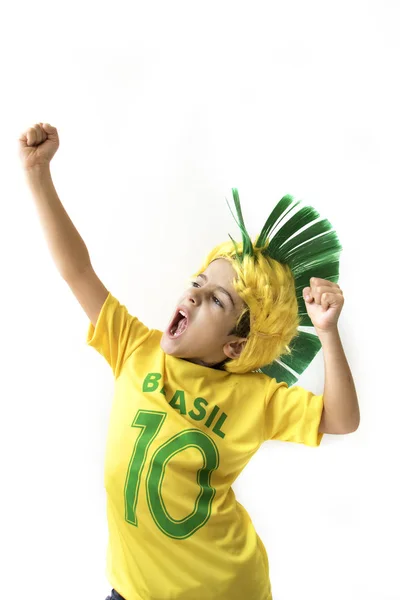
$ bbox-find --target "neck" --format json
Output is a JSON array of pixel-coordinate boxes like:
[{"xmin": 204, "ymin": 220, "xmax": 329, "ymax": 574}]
[{"xmin": 183, "ymin": 357, "xmax": 228, "ymax": 370}]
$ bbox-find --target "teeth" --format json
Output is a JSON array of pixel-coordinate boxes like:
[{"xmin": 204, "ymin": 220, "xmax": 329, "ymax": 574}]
[
  {"xmin": 168, "ymin": 309, "xmax": 188, "ymax": 337},
  {"xmin": 170, "ymin": 309, "xmax": 188, "ymax": 337}
]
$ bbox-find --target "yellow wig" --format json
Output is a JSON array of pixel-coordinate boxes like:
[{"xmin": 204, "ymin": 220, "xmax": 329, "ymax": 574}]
[
  {"xmin": 190, "ymin": 239, "xmax": 300, "ymax": 375},
  {"xmin": 190, "ymin": 189, "xmax": 342, "ymax": 384}
]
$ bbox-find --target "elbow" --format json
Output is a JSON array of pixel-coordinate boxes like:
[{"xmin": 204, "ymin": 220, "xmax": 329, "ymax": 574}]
[{"xmin": 341, "ymin": 417, "xmax": 360, "ymax": 434}]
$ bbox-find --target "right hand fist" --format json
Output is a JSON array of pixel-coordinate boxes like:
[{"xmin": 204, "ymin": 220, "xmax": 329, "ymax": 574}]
[{"xmin": 18, "ymin": 123, "xmax": 59, "ymax": 171}]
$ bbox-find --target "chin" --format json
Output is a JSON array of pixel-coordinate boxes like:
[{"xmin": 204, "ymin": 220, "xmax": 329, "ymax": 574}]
[{"xmin": 160, "ymin": 332, "xmax": 182, "ymax": 357}]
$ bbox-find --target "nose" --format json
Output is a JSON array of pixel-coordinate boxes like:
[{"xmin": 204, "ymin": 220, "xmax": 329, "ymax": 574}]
[
  {"xmin": 188, "ymin": 286, "xmax": 202, "ymax": 305},
  {"xmin": 188, "ymin": 292, "xmax": 198, "ymax": 305}
]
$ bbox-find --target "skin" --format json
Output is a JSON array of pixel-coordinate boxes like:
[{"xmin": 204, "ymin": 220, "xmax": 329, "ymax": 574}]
[{"xmin": 160, "ymin": 258, "xmax": 248, "ymax": 368}]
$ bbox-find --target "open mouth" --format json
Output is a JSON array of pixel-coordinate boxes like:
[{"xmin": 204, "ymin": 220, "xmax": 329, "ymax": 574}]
[{"xmin": 168, "ymin": 309, "xmax": 189, "ymax": 338}]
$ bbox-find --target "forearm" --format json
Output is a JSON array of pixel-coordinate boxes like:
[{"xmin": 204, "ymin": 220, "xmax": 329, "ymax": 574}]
[
  {"xmin": 24, "ymin": 165, "xmax": 91, "ymax": 279},
  {"xmin": 318, "ymin": 328, "xmax": 360, "ymax": 433}
]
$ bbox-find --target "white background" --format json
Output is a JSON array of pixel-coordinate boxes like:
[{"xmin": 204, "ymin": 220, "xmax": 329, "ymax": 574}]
[{"xmin": 1, "ymin": 1, "xmax": 399, "ymax": 599}]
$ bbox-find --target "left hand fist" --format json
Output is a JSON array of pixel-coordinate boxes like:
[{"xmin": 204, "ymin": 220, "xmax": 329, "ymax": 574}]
[{"xmin": 303, "ymin": 277, "xmax": 344, "ymax": 333}]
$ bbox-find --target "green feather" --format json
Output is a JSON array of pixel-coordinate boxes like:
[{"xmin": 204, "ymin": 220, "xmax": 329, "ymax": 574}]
[
  {"xmin": 265, "ymin": 206, "xmax": 320, "ymax": 257},
  {"xmin": 255, "ymin": 330, "xmax": 322, "ymax": 383},
  {"xmin": 275, "ymin": 330, "xmax": 322, "ymax": 374},
  {"xmin": 226, "ymin": 189, "xmax": 343, "ymax": 386},
  {"xmin": 228, "ymin": 233, "xmax": 241, "ymax": 261},
  {"xmin": 225, "ymin": 189, "xmax": 254, "ymax": 261},
  {"xmin": 255, "ymin": 361, "xmax": 299, "ymax": 387},
  {"xmin": 255, "ymin": 194, "xmax": 301, "ymax": 249}
]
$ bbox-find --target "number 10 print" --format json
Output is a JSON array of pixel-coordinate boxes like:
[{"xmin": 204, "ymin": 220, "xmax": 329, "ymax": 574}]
[{"xmin": 124, "ymin": 410, "xmax": 220, "ymax": 540}]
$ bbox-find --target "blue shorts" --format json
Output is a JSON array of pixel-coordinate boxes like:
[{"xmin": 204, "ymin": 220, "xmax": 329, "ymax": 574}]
[{"xmin": 105, "ymin": 589, "xmax": 125, "ymax": 600}]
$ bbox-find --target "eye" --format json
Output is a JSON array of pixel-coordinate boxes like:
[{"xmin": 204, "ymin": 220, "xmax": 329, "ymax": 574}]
[{"xmin": 189, "ymin": 282, "xmax": 224, "ymax": 308}]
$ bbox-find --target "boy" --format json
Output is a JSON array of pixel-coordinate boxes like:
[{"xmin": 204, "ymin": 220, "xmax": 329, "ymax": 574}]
[{"xmin": 19, "ymin": 122, "xmax": 360, "ymax": 600}]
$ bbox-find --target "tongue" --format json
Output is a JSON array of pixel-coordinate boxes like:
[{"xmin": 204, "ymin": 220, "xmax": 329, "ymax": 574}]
[{"xmin": 175, "ymin": 317, "xmax": 187, "ymax": 335}]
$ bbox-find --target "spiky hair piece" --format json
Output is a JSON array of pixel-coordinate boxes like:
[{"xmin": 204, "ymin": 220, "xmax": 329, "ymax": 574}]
[{"xmin": 225, "ymin": 188, "xmax": 342, "ymax": 386}]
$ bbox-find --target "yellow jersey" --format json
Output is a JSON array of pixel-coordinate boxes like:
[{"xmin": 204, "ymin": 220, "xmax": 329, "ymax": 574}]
[{"xmin": 87, "ymin": 292, "xmax": 324, "ymax": 600}]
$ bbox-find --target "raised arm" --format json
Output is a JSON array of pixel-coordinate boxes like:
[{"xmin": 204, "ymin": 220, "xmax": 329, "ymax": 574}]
[{"xmin": 19, "ymin": 123, "xmax": 109, "ymax": 326}]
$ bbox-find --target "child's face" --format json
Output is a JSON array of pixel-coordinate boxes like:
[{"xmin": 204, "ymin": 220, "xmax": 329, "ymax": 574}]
[{"xmin": 160, "ymin": 258, "xmax": 248, "ymax": 368}]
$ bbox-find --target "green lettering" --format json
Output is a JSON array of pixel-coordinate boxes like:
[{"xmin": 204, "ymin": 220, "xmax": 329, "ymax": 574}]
[
  {"xmin": 189, "ymin": 397, "xmax": 208, "ymax": 421},
  {"xmin": 143, "ymin": 372, "xmax": 162, "ymax": 392},
  {"xmin": 169, "ymin": 390, "xmax": 187, "ymax": 414},
  {"xmin": 204, "ymin": 405, "xmax": 220, "ymax": 428},
  {"xmin": 212, "ymin": 412, "xmax": 228, "ymax": 439}
]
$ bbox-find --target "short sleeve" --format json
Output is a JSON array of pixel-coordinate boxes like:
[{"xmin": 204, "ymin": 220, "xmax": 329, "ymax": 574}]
[
  {"xmin": 86, "ymin": 292, "xmax": 153, "ymax": 378},
  {"xmin": 264, "ymin": 378, "xmax": 324, "ymax": 447}
]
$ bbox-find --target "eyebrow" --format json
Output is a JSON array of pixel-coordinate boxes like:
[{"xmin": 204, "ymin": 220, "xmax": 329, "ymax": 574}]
[{"xmin": 197, "ymin": 274, "xmax": 235, "ymax": 308}]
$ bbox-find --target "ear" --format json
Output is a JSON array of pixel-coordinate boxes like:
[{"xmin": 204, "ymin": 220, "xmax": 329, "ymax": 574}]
[{"xmin": 223, "ymin": 338, "xmax": 247, "ymax": 359}]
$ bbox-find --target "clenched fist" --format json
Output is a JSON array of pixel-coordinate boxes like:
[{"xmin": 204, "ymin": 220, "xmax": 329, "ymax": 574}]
[{"xmin": 18, "ymin": 122, "xmax": 59, "ymax": 171}]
